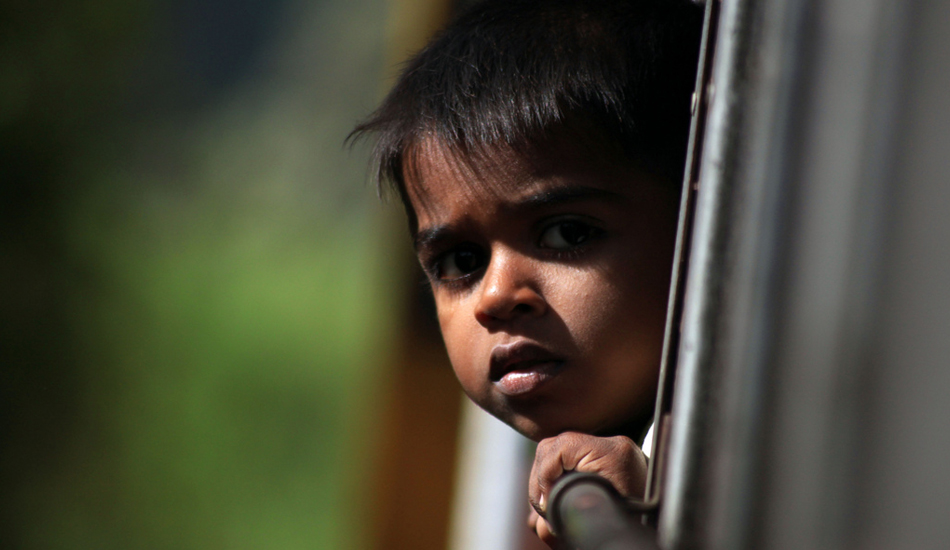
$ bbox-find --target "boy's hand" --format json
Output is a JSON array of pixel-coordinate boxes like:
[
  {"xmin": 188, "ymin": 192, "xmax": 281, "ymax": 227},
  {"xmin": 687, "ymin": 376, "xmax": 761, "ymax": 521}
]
[
  {"xmin": 527, "ymin": 506, "xmax": 556, "ymax": 547},
  {"xmin": 527, "ymin": 431, "xmax": 648, "ymax": 548}
]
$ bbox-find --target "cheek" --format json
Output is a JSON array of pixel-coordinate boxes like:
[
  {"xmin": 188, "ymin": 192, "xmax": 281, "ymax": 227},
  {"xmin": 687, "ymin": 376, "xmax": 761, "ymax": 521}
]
[
  {"xmin": 549, "ymin": 256, "xmax": 662, "ymax": 357},
  {"xmin": 552, "ymin": 272, "xmax": 628, "ymax": 345},
  {"xmin": 436, "ymin": 299, "xmax": 485, "ymax": 393}
]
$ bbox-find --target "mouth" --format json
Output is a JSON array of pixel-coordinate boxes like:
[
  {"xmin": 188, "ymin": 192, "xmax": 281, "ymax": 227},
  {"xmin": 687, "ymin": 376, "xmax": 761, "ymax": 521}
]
[{"xmin": 490, "ymin": 341, "xmax": 565, "ymax": 396}]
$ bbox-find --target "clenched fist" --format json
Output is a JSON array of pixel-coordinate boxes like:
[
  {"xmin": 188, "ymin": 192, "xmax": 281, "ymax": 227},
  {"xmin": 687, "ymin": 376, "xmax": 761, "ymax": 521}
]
[{"xmin": 526, "ymin": 431, "xmax": 648, "ymax": 548}]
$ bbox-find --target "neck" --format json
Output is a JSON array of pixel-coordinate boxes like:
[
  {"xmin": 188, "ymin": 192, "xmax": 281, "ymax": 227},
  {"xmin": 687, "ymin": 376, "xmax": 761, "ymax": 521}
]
[{"xmin": 596, "ymin": 414, "xmax": 654, "ymax": 446}]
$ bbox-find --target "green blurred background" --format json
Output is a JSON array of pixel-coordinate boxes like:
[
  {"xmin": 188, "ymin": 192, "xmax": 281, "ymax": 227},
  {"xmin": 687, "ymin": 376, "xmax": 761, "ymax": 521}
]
[{"xmin": 0, "ymin": 0, "xmax": 462, "ymax": 548}]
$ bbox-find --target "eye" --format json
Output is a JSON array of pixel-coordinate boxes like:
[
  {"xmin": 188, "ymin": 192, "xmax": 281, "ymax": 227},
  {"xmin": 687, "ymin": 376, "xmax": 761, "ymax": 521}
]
[
  {"xmin": 433, "ymin": 245, "xmax": 487, "ymax": 281},
  {"xmin": 538, "ymin": 220, "xmax": 600, "ymax": 250}
]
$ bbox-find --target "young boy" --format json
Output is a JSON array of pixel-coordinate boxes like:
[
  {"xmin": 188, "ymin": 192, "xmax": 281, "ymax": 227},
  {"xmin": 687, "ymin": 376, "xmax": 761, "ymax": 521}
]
[{"xmin": 351, "ymin": 0, "xmax": 702, "ymax": 545}]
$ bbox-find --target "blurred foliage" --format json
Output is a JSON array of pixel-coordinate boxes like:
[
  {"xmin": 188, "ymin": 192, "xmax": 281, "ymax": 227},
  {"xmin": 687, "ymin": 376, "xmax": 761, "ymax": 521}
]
[{"xmin": 1, "ymin": 0, "xmax": 404, "ymax": 548}]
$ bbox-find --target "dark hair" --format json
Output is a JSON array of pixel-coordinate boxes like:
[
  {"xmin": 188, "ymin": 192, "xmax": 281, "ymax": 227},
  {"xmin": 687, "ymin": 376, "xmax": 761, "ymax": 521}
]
[{"xmin": 349, "ymin": 0, "xmax": 703, "ymax": 228}]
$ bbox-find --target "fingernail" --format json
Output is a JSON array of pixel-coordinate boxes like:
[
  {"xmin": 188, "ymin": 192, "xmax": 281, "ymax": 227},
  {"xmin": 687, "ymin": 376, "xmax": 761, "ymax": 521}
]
[{"xmin": 539, "ymin": 493, "xmax": 546, "ymax": 512}]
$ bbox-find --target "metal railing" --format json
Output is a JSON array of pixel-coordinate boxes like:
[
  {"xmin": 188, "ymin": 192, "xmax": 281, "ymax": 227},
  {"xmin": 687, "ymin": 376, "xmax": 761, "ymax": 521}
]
[{"xmin": 548, "ymin": 473, "xmax": 659, "ymax": 550}]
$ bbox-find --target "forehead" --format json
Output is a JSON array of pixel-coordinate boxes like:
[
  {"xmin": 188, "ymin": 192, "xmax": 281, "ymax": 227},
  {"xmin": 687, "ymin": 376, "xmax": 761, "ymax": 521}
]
[
  {"xmin": 402, "ymin": 137, "xmax": 645, "ymax": 228},
  {"xmin": 404, "ymin": 138, "xmax": 527, "ymax": 215}
]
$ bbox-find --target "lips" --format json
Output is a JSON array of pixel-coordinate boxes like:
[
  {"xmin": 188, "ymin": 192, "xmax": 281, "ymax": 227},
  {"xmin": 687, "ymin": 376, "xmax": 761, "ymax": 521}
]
[{"xmin": 490, "ymin": 341, "xmax": 565, "ymax": 396}]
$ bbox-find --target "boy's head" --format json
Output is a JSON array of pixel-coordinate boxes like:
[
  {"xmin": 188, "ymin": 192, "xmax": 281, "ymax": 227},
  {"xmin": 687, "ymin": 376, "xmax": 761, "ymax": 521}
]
[{"xmin": 351, "ymin": 0, "xmax": 702, "ymax": 441}]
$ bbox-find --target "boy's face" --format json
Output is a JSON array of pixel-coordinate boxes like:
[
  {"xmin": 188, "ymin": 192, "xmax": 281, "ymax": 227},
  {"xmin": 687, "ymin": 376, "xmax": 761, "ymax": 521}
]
[{"xmin": 405, "ymin": 138, "xmax": 676, "ymax": 441}]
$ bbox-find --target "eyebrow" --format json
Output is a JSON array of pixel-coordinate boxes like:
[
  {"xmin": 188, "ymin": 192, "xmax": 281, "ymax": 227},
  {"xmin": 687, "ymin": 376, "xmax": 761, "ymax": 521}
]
[
  {"xmin": 414, "ymin": 224, "xmax": 456, "ymax": 254},
  {"xmin": 413, "ymin": 184, "xmax": 622, "ymax": 252},
  {"xmin": 514, "ymin": 184, "xmax": 623, "ymax": 210}
]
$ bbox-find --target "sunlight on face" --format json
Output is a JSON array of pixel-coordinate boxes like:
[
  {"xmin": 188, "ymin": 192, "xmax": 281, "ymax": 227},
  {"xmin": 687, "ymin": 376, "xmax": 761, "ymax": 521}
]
[{"xmin": 405, "ymin": 138, "xmax": 678, "ymax": 441}]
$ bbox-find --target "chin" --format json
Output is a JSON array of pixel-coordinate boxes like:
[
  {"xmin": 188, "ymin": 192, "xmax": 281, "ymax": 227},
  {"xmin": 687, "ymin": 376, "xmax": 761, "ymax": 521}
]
[
  {"xmin": 505, "ymin": 417, "xmax": 553, "ymax": 441},
  {"xmin": 507, "ymin": 416, "xmax": 597, "ymax": 442}
]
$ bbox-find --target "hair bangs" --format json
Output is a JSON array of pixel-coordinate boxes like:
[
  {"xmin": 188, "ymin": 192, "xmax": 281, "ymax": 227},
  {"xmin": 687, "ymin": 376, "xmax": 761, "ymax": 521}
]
[{"xmin": 348, "ymin": 0, "xmax": 702, "ymax": 206}]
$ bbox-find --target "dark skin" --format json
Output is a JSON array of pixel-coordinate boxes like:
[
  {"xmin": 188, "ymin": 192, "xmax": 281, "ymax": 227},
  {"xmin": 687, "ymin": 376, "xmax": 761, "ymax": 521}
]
[{"xmin": 404, "ymin": 136, "xmax": 677, "ymax": 548}]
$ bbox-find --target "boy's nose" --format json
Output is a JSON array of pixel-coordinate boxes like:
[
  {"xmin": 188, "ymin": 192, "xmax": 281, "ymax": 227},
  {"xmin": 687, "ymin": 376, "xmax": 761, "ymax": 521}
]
[{"xmin": 473, "ymin": 250, "xmax": 547, "ymax": 327}]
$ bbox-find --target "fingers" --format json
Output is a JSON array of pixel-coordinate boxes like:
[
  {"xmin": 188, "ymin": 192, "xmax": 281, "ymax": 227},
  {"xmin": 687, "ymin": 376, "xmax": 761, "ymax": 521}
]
[
  {"xmin": 528, "ymin": 431, "xmax": 648, "ymax": 518},
  {"xmin": 527, "ymin": 506, "xmax": 557, "ymax": 549},
  {"xmin": 528, "ymin": 507, "xmax": 539, "ymax": 529},
  {"xmin": 535, "ymin": 515, "xmax": 556, "ymax": 548}
]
